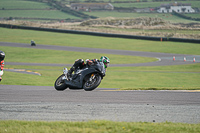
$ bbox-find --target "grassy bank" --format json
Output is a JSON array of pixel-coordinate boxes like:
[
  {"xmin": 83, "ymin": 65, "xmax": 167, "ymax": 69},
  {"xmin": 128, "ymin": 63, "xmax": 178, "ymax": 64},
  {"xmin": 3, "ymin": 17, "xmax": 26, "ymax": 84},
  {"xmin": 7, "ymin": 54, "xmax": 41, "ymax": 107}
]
[
  {"xmin": 1, "ymin": 28, "xmax": 200, "ymax": 55},
  {"xmin": 0, "ymin": 120, "xmax": 200, "ymax": 133},
  {"xmin": 0, "ymin": 27, "xmax": 200, "ymax": 89},
  {"xmin": 85, "ymin": 12, "xmax": 200, "ymax": 23},
  {"xmin": 2, "ymin": 63, "xmax": 200, "ymax": 89},
  {"xmin": 0, "ymin": 46, "xmax": 157, "ymax": 64}
]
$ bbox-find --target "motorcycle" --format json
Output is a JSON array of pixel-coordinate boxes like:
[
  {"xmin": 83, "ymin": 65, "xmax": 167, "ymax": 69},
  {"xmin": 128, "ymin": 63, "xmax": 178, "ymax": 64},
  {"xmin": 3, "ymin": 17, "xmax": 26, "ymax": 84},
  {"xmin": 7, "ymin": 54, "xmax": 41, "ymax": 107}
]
[{"xmin": 54, "ymin": 61, "xmax": 106, "ymax": 91}]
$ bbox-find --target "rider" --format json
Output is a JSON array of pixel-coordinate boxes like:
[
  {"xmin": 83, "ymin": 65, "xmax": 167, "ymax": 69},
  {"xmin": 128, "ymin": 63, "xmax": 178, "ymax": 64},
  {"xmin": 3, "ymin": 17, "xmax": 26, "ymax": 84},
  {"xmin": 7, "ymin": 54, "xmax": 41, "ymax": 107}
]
[
  {"xmin": 67, "ymin": 56, "xmax": 110, "ymax": 78},
  {"xmin": 0, "ymin": 51, "xmax": 5, "ymax": 82}
]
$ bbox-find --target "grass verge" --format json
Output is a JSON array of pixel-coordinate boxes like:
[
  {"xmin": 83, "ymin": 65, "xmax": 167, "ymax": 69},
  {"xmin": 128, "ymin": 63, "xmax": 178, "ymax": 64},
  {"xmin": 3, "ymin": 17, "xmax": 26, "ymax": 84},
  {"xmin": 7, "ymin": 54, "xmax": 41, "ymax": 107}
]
[
  {"xmin": 119, "ymin": 87, "xmax": 200, "ymax": 91},
  {"xmin": 2, "ymin": 63, "xmax": 200, "ymax": 89},
  {"xmin": 1, "ymin": 27, "xmax": 200, "ymax": 55},
  {"xmin": 0, "ymin": 28, "xmax": 200, "ymax": 89},
  {"xmin": 0, "ymin": 46, "xmax": 157, "ymax": 64},
  {"xmin": 0, "ymin": 120, "xmax": 200, "ymax": 133}
]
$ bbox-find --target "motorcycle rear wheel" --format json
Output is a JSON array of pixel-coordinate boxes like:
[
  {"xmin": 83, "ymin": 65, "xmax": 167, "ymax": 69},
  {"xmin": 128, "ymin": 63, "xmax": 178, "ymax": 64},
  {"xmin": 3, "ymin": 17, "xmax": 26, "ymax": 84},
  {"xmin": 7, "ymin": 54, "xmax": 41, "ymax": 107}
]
[
  {"xmin": 83, "ymin": 73, "xmax": 101, "ymax": 91},
  {"xmin": 54, "ymin": 74, "xmax": 68, "ymax": 91}
]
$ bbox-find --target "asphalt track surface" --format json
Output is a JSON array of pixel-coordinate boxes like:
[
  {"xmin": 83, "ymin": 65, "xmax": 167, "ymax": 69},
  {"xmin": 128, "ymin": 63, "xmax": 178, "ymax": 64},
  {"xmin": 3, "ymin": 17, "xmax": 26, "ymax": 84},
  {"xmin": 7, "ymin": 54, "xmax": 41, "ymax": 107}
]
[
  {"xmin": 1, "ymin": 42, "xmax": 200, "ymax": 123},
  {"xmin": 0, "ymin": 85, "xmax": 200, "ymax": 123},
  {"xmin": 1, "ymin": 42, "xmax": 200, "ymax": 68}
]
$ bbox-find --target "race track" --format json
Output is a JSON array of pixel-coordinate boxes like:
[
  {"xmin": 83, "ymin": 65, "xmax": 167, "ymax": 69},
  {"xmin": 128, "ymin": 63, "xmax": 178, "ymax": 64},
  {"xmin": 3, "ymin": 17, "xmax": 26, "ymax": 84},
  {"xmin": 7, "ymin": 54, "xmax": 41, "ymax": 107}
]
[
  {"xmin": 1, "ymin": 42, "xmax": 200, "ymax": 123},
  {"xmin": 0, "ymin": 85, "xmax": 200, "ymax": 123},
  {"xmin": 1, "ymin": 42, "xmax": 200, "ymax": 68}
]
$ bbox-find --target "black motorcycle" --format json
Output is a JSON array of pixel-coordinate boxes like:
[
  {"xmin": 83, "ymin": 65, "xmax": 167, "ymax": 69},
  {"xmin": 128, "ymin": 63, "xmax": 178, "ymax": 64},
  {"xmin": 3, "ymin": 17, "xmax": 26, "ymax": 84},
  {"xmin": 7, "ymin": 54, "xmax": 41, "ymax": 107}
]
[{"xmin": 54, "ymin": 62, "xmax": 106, "ymax": 91}]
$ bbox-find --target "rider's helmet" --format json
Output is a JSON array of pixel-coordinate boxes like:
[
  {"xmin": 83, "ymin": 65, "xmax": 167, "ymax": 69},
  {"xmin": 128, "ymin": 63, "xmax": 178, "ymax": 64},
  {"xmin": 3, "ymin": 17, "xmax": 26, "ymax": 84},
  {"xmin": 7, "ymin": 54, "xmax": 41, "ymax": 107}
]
[
  {"xmin": 100, "ymin": 56, "xmax": 110, "ymax": 68},
  {"xmin": 0, "ymin": 51, "xmax": 5, "ymax": 61}
]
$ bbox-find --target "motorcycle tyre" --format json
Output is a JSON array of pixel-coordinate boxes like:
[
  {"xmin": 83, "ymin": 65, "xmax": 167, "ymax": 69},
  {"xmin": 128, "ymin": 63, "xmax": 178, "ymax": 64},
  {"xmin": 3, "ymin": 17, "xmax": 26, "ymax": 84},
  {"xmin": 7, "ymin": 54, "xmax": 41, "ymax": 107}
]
[
  {"xmin": 83, "ymin": 74, "xmax": 102, "ymax": 91},
  {"xmin": 54, "ymin": 74, "xmax": 68, "ymax": 91}
]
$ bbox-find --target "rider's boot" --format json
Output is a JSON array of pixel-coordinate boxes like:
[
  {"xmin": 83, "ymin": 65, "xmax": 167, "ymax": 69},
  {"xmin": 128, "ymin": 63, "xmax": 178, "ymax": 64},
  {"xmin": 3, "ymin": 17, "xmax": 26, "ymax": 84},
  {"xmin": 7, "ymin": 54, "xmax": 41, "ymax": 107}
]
[{"xmin": 67, "ymin": 66, "xmax": 75, "ymax": 79}]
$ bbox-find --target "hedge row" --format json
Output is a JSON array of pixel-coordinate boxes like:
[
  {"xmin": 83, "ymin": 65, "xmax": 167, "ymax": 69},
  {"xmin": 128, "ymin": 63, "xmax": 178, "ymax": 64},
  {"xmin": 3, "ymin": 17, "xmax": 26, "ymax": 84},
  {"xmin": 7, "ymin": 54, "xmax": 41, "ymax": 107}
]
[
  {"xmin": 4, "ymin": 17, "xmax": 83, "ymax": 22},
  {"xmin": 0, "ymin": 23, "xmax": 199, "ymax": 44},
  {"xmin": 172, "ymin": 11, "xmax": 200, "ymax": 21}
]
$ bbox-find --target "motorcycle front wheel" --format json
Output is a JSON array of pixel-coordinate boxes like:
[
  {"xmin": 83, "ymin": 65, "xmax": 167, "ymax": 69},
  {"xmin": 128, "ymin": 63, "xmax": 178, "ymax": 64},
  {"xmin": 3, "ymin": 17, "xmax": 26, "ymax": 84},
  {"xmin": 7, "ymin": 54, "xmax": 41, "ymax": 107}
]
[
  {"xmin": 83, "ymin": 73, "xmax": 102, "ymax": 91},
  {"xmin": 54, "ymin": 74, "xmax": 68, "ymax": 91}
]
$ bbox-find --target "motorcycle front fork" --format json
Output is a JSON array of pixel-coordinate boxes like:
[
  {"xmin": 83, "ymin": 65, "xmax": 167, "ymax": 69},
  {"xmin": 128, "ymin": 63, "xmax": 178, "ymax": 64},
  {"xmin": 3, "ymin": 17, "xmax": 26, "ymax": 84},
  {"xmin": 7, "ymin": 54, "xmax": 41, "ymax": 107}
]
[
  {"xmin": 89, "ymin": 73, "xmax": 95, "ymax": 82},
  {"xmin": 62, "ymin": 68, "xmax": 68, "ymax": 80}
]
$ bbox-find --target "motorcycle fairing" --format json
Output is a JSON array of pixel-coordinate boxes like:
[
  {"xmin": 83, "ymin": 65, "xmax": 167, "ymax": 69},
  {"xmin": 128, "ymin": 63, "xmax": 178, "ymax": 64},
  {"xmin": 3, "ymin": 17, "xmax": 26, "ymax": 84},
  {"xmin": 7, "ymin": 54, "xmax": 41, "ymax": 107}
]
[{"xmin": 64, "ymin": 66, "xmax": 102, "ymax": 89}]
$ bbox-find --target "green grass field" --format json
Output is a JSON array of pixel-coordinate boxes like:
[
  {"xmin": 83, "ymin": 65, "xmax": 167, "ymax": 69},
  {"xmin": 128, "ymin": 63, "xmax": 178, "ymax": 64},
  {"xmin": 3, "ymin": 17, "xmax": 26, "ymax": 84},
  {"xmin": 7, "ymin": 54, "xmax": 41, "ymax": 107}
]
[
  {"xmin": 184, "ymin": 13, "xmax": 200, "ymax": 18},
  {"xmin": 3, "ymin": 63, "xmax": 200, "ymax": 89},
  {"xmin": 0, "ymin": 0, "xmax": 50, "ymax": 9},
  {"xmin": 0, "ymin": 27, "xmax": 200, "ymax": 89},
  {"xmin": 1, "ymin": 0, "xmax": 199, "ymax": 23},
  {"xmin": 1, "ymin": 17, "xmax": 200, "ymax": 131},
  {"xmin": 85, "ymin": 12, "xmax": 200, "ymax": 23},
  {"xmin": 0, "ymin": 10, "xmax": 80, "ymax": 19},
  {"xmin": 0, "ymin": 120, "xmax": 200, "ymax": 133},
  {"xmin": 112, "ymin": 1, "xmax": 200, "ymax": 8},
  {"xmin": 1, "ymin": 28, "xmax": 200, "ymax": 55},
  {"xmin": 0, "ymin": 0, "xmax": 81, "ymax": 20},
  {"xmin": 1, "ymin": 0, "xmax": 200, "ymax": 130},
  {"xmin": 1, "ymin": 46, "xmax": 157, "ymax": 64}
]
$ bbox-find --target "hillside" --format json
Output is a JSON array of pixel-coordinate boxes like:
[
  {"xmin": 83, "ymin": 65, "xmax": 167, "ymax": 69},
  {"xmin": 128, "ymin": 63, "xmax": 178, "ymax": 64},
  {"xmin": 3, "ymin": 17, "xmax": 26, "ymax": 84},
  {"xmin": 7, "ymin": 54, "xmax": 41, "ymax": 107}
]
[
  {"xmin": 0, "ymin": 0, "xmax": 199, "ymax": 39},
  {"xmin": 1, "ymin": 0, "xmax": 199, "ymax": 21},
  {"xmin": 1, "ymin": 17, "xmax": 200, "ymax": 39},
  {"xmin": 81, "ymin": 17, "xmax": 170, "ymax": 27}
]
